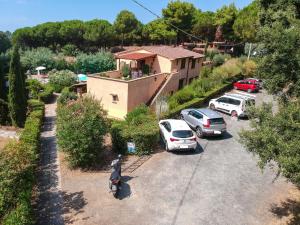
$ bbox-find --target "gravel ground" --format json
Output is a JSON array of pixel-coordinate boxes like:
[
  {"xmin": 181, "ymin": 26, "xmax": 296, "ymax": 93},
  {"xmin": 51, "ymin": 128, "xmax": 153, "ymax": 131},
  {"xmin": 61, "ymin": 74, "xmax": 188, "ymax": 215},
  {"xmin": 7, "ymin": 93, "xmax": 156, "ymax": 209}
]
[{"xmin": 60, "ymin": 90, "xmax": 297, "ymax": 225}]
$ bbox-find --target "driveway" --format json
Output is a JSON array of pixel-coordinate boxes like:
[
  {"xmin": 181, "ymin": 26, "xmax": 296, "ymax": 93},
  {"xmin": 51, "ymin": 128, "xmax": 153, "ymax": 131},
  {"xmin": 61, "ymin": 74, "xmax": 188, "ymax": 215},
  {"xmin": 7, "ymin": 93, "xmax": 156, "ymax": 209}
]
[{"xmin": 61, "ymin": 90, "xmax": 295, "ymax": 225}]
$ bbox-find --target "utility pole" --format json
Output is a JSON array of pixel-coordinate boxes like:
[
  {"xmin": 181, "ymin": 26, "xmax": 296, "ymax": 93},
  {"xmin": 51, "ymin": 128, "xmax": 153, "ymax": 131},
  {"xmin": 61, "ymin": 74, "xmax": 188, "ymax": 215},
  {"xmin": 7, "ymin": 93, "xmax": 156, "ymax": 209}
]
[{"xmin": 247, "ymin": 43, "xmax": 252, "ymax": 60}]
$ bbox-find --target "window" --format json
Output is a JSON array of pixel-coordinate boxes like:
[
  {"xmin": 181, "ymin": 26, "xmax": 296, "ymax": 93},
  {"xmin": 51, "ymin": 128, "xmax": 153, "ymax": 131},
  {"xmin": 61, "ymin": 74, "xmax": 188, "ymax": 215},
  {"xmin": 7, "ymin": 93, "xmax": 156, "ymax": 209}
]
[
  {"xmin": 193, "ymin": 111, "xmax": 203, "ymax": 119},
  {"xmin": 176, "ymin": 59, "xmax": 179, "ymax": 65},
  {"xmin": 180, "ymin": 58, "xmax": 186, "ymax": 69},
  {"xmin": 191, "ymin": 59, "xmax": 196, "ymax": 69},
  {"xmin": 228, "ymin": 98, "xmax": 241, "ymax": 106},
  {"xmin": 217, "ymin": 97, "xmax": 228, "ymax": 103},
  {"xmin": 172, "ymin": 130, "xmax": 193, "ymax": 138},
  {"xmin": 111, "ymin": 94, "xmax": 119, "ymax": 102},
  {"xmin": 162, "ymin": 122, "xmax": 171, "ymax": 132}
]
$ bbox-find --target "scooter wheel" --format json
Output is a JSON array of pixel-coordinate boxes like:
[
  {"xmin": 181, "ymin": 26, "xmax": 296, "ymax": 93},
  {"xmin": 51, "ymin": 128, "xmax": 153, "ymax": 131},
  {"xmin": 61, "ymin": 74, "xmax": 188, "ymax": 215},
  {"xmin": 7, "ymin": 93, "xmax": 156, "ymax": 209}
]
[{"xmin": 113, "ymin": 192, "xmax": 118, "ymax": 198}]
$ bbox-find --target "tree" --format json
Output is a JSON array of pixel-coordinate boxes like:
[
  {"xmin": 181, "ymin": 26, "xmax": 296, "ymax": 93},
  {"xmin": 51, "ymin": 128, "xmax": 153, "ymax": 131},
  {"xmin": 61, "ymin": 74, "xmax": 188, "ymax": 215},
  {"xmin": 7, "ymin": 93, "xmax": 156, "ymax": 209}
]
[
  {"xmin": 192, "ymin": 11, "xmax": 216, "ymax": 42},
  {"xmin": 233, "ymin": 1, "xmax": 259, "ymax": 42},
  {"xmin": 256, "ymin": 0, "xmax": 300, "ymax": 98},
  {"xmin": 84, "ymin": 19, "xmax": 114, "ymax": 49},
  {"xmin": 113, "ymin": 10, "xmax": 141, "ymax": 46},
  {"xmin": 0, "ymin": 31, "xmax": 11, "ymax": 53},
  {"xmin": 143, "ymin": 19, "xmax": 177, "ymax": 44},
  {"xmin": 48, "ymin": 69, "xmax": 77, "ymax": 93},
  {"xmin": 162, "ymin": 0, "xmax": 197, "ymax": 42},
  {"xmin": 8, "ymin": 46, "xmax": 27, "ymax": 127},
  {"xmin": 214, "ymin": 3, "xmax": 238, "ymax": 41},
  {"xmin": 0, "ymin": 57, "xmax": 8, "ymax": 124},
  {"xmin": 240, "ymin": 101, "xmax": 300, "ymax": 185},
  {"xmin": 56, "ymin": 96, "xmax": 108, "ymax": 168}
]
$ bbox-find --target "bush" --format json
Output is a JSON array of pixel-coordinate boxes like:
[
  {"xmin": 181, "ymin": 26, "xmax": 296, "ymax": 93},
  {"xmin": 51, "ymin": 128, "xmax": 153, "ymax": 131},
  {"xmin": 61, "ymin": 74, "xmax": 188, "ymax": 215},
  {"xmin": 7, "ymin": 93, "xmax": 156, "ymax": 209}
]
[
  {"xmin": 242, "ymin": 59, "xmax": 257, "ymax": 77},
  {"xmin": 26, "ymin": 79, "xmax": 43, "ymax": 99},
  {"xmin": 57, "ymin": 87, "xmax": 78, "ymax": 105},
  {"xmin": 121, "ymin": 64, "xmax": 130, "ymax": 78},
  {"xmin": 48, "ymin": 69, "xmax": 77, "ymax": 92},
  {"xmin": 0, "ymin": 100, "xmax": 44, "ymax": 225},
  {"xmin": 168, "ymin": 87, "xmax": 195, "ymax": 110},
  {"xmin": 56, "ymin": 96, "xmax": 108, "ymax": 168},
  {"xmin": 200, "ymin": 66, "xmax": 211, "ymax": 78},
  {"xmin": 62, "ymin": 44, "xmax": 79, "ymax": 56},
  {"xmin": 75, "ymin": 52, "xmax": 116, "ymax": 74},
  {"xmin": 20, "ymin": 47, "xmax": 56, "ymax": 73},
  {"xmin": 38, "ymin": 84, "xmax": 54, "ymax": 103},
  {"xmin": 111, "ymin": 105, "xmax": 159, "ymax": 155},
  {"xmin": 212, "ymin": 54, "xmax": 231, "ymax": 67},
  {"xmin": 206, "ymin": 48, "xmax": 219, "ymax": 60}
]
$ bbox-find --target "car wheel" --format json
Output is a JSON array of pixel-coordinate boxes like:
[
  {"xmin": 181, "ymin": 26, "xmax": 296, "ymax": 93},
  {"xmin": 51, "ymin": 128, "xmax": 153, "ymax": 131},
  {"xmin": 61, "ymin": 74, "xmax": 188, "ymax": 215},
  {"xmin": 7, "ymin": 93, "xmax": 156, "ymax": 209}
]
[
  {"xmin": 209, "ymin": 103, "xmax": 215, "ymax": 110},
  {"xmin": 247, "ymin": 89, "xmax": 252, "ymax": 93},
  {"xmin": 231, "ymin": 110, "xmax": 238, "ymax": 117},
  {"xmin": 196, "ymin": 127, "xmax": 203, "ymax": 138}
]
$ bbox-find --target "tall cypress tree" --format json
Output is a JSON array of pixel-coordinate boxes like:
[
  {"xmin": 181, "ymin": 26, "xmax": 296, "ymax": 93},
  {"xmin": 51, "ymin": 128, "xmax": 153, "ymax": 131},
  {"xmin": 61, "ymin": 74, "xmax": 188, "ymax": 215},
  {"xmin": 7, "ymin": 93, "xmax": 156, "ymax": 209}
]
[
  {"xmin": 0, "ymin": 57, "xmax": 8, "ymax": 125},
  {"xmin": 8, "ymin": 45, "xmax": 27, "ymax": 127}
]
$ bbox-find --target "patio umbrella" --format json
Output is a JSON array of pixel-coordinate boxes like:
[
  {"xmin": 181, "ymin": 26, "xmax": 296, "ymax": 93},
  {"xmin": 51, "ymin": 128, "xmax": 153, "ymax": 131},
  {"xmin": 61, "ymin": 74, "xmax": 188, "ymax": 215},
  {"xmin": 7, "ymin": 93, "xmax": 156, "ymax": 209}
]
[
  {"xmin": 77, "ymin": 74, "xmax": 87, "ymax": 82},
  {"xmin": 35, "ymin": 66, "xmax": 46, "ymax": 76}
]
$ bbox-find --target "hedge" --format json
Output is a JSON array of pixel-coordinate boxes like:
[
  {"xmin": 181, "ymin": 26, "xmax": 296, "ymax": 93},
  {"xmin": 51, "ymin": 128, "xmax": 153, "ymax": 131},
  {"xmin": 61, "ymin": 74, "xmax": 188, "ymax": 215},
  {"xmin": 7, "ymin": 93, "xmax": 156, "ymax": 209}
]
[
  {"xmin": 0, "ymin": 100, "xmax": 44, "ymax": 225},
  {"xmin": 111, "ymin": 105, "xmax": 159, "ymax": 155},
  {"xmin": 38, "ymin": 84, "xmax": 54, "ymax": 103},
  {"xmin": 164, "ymin": 74, "xmax": 243, "ymax": 118}
]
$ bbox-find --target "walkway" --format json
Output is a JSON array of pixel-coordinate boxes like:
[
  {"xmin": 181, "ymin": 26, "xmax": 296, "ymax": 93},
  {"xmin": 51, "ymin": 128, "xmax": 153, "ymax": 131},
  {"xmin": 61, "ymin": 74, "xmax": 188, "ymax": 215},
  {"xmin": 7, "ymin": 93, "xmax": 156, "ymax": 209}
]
[{"xmin": 34, "ymin": 95, "xmax": 64, "ymax": 225}]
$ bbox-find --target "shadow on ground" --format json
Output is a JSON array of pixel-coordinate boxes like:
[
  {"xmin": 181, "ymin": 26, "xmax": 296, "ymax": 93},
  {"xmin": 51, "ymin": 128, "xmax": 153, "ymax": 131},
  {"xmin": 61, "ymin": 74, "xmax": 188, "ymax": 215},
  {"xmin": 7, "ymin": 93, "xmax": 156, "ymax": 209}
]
[
  {"xmin": 63, "ymin": 191, "xmax": 88, "ymax": 224},
  {"xmin": 270, "ymin": 194, "xmax": 300, "ymax": 225},
  {"xmin": 118, "ymin": 176, "xmax": 135, "ymax": 200}
]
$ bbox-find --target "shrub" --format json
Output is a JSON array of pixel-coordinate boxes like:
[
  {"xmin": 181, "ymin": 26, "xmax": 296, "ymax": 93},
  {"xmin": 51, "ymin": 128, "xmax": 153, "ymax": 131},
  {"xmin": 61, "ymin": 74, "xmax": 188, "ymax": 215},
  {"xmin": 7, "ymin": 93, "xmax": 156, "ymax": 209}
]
[
  {"xmin": 57, "ymin": 87, "xmax": 78, "ymax": 105},
  {"xmin": 26, "ymin": 79, "xmax": 43, "ymax": 99},
  {"xmin": 38, "ymin": 84, "xmax": 54, "ymax": 103},
  {"xmin": 242, "ymin": 59, "xmax": 257, "ymax": 77},
  {"xmin": 111, "ymin": 105, "xmax": 159, "ymax": 155},
  {"xmin": 0, "ymin": 100, "xmax": 44, "ymax": 225},
  {"xmin": 200, "ymin": 66, "xmax": 211, "ymax": 78},
  {"xmin": 62, "ymin": 44, "xmax": 79, "ymax": 56},
  {"xmin": 121, "ymin": 64, "xmax": 130, "ymax": 78},
  {"xmin": 20, "ymin": 47, "xmax": 56, "ymax": 73},
  {"xmin": 206, "ymin": 48, "xmax": 219, "ymax": 60},
  {"xmin": 168, "ymin": 87, "xmax": 195, "ymax": 110},
  {"xmin": 56, "ymin": 96, "xmax": 108, "ymax": 168},
  {"xmin": 75, "ymin": 52, "xmax": 116, "ymax": 74},
  {"xmin": 48, "ymin": 69, "xmax": 77, "ymax": 92}
]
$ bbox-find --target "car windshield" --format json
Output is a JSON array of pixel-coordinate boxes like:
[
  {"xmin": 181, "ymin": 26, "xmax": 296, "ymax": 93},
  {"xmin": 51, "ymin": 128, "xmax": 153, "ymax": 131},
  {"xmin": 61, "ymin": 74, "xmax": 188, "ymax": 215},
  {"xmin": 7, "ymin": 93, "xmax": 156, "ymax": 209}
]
[
  {"xmin": 209, "ymin": 118, "xmax": 225, "ymax": 124},
  {"xmin": 172, "ymin": 130, "xmax": 193, "ymax": 138}
]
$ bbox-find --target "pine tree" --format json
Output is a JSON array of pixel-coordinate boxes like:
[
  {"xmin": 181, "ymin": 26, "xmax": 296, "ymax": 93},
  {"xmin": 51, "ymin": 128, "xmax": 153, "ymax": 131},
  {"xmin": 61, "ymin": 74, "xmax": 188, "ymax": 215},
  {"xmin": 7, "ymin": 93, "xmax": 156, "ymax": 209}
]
[{"xmin": 8, "ymin": 45, "xmax": 27, "ymax": 127}]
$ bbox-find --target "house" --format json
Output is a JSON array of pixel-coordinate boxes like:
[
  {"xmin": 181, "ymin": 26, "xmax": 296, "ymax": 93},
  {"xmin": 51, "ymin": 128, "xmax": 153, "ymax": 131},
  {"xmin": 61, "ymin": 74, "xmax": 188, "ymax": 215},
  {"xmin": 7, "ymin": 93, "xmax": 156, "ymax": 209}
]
[{"xmin": 87, "ymin": 45, "xmax": 204, "ymax": 119}]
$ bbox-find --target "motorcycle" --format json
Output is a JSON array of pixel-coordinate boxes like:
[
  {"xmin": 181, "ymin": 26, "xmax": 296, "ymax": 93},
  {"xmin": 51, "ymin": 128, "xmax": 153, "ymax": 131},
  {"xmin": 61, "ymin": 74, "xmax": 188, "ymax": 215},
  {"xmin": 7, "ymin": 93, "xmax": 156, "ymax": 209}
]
[
  {"xmin": 109, "ymin": 155, "xmax": 122, "ymax": 198},
  {"xmin": 109, "ymin": 170, "xmax": 121, "ymax": 198}
]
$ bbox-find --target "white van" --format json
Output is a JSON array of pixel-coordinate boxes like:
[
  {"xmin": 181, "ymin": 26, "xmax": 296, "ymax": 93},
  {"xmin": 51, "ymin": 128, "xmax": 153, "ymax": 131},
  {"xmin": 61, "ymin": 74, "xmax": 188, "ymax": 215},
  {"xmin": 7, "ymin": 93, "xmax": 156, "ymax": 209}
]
[{"xmin": 208, "ymin": 93, "xmax": 255, "ymax": 117}]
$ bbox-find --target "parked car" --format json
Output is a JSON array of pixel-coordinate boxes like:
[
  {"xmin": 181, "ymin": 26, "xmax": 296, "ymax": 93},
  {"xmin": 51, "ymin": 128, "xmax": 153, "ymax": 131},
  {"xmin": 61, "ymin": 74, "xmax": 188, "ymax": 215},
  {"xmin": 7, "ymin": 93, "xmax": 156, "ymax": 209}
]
[
  {"xmin": 233, "ymin": 80, "xmax": 259, "ymax": 93},
  {"xmin": 180, "ymin": 108, "xmax": 226, "ymax": 138},
  {"xmin": 209, "ymin": 93, "xmax": 255, "ymax": 118},
  {"xmin": 246, "ymin": 78, "xmax": 263, "ymax": 89},
  {"xmin": 159, "ymin": 119, "xmax": 197, "ymax": 152}
]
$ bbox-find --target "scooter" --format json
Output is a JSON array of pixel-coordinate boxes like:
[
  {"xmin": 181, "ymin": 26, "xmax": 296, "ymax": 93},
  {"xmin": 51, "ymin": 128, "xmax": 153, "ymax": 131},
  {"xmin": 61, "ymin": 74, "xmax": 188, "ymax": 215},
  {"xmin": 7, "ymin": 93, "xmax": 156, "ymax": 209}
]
[{"xmin": 109, "ymin": 170, "xmax": 121, "ymax": 198}]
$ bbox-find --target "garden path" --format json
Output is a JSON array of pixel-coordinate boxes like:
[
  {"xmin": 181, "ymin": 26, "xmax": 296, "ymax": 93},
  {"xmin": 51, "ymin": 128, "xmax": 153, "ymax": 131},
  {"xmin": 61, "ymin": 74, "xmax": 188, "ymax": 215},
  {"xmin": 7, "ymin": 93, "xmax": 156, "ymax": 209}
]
[{"xmin": 34, "ymin": 95, "xmax": 64, "ymax": 225}]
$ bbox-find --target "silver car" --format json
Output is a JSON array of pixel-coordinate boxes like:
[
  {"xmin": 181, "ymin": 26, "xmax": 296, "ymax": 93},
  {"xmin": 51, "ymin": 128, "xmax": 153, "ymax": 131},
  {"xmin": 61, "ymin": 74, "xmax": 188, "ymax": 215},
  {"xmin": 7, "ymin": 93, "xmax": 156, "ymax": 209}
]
[{"xmin": 180, "ymin": 108, "xmax": 226, "ymax": 138}]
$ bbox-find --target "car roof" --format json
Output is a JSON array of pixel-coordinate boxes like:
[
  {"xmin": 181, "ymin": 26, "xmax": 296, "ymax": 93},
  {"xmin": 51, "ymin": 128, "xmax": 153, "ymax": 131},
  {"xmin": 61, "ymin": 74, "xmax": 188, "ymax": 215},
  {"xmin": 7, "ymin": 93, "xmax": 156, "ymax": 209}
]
[
  {"xmin": 196, "ymin": 108, "xmax": 222, "ymax": 119},
  {"xmin": 163, "ymin": 119, "xmax": 191, "ymax": 131}
]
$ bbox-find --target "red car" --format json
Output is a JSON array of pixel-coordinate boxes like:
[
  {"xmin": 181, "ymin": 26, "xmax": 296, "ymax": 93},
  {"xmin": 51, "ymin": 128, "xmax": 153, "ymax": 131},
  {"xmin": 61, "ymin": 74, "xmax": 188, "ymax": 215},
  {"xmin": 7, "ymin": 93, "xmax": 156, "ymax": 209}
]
[{"xmin": 233, "ymin": 80, "xmax": 259, "ymax": 93}]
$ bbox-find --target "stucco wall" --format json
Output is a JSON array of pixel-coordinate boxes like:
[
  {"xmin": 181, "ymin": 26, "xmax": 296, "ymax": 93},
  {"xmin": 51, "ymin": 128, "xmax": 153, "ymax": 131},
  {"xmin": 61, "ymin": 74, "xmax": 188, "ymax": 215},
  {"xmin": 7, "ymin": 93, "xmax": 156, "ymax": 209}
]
[
  {"xmin": 87, "ymin": 76, "xmax": 129, "ymax": 119},
  {"xmin": 127, "ymin": 73, "xmax": 168, "ymax": 112}
]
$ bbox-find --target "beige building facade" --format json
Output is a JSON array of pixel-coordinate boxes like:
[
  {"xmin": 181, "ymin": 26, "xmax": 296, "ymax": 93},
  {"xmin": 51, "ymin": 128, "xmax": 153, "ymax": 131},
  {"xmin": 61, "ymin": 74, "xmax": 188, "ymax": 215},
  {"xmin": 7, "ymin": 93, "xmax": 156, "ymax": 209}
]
[{"xmin": 87, "ymin": 46, "xmax": 204, "ymax": 119}]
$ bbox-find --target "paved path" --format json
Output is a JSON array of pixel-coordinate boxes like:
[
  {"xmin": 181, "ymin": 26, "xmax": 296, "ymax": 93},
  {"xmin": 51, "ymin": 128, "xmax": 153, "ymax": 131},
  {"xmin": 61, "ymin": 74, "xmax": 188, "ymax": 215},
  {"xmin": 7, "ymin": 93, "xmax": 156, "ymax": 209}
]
[
  {"xmin": 35, "ymin": 96, "xmax": 64, "ymax": 225},
  {"xmin": 60, "ymin": 90, "xmax": 296, "ymax": 225},
  {"xmin": 0, "ymin": 129, "xmax": 18, "ymax": 138}
]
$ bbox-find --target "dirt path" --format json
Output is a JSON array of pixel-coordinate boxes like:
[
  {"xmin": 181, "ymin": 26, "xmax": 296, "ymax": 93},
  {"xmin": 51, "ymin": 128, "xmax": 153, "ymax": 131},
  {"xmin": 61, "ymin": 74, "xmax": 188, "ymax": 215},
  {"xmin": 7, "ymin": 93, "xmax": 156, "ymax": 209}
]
[{"xmin": 34, "ymin": 95, "xmax": 64, "ymax": 225}]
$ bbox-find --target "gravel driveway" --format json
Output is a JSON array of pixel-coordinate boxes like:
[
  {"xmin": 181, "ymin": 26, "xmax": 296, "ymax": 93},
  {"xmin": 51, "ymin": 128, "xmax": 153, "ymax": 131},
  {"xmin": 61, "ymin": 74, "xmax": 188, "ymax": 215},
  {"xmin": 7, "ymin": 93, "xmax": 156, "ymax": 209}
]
[{"xmin": 61, "ymin": 90, "xmax": 294, "ymax": 225}]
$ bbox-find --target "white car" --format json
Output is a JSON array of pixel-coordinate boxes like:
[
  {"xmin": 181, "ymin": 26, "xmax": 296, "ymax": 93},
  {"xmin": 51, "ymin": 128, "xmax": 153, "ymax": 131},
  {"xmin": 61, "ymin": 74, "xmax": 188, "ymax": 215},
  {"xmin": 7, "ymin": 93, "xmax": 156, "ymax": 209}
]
[
  {"xmin": 159, "ymin": 119, "xmax": 197, "ymax": 152},
  {"xmin": 209, "ymin": 93, "xmax": 255, "ymax": 118}
]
